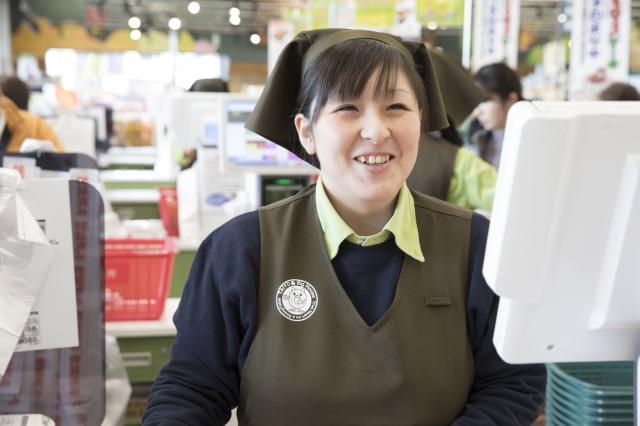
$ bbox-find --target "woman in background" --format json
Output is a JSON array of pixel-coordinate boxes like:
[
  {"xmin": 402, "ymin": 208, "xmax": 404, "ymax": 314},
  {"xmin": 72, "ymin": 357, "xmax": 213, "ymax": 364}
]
[
  {"xmin": 0, "ymin": 76, "xmax": 64, "ymax": 152},
  {"xmin": 598, "ymin": 81, "xmax": 640, "ymax": 101},
  {"xmin": 468, "ymin": 63, "xmax": 523, "ymax": 170}
]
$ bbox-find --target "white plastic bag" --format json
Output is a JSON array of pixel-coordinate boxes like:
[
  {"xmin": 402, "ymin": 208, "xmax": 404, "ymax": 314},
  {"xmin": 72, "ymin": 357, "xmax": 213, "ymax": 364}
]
[{"xmin": 101, "ymin": 335, "xmax": 132, "ymax": 426}]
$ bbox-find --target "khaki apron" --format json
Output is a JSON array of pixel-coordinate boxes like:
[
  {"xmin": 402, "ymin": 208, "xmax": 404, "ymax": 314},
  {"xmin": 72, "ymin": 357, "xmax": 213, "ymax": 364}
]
[
  {"xmin": 406, "ymin": 134, "xmax": 459, "ymax": 201},
  {"xmin": 239, "ymin": 185, "xmax": 474, "ymax": 425}
]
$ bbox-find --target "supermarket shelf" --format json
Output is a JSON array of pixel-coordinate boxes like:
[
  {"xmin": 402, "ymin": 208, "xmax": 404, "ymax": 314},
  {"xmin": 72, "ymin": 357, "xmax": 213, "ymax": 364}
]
[
  {"xmin": 106, "ymin": 298, "xmax": 179, "ymax": 338},
  {"xmin": 107, "ymin": 189, "xmax": 160, "ymax": 203}
]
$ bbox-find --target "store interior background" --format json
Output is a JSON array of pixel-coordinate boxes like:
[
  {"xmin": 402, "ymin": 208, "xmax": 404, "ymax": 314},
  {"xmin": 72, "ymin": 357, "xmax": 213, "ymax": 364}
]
[
  {"xmin": 4, "ymin": 0, "xmax": 640, "ymax": 148},
  {"xmin": 6, "ymin": 0, "xmax": 640, "ymax": 100},
  {"xmin": 1, "ymin": 0, "xmax": 640, "ymax": 425}
]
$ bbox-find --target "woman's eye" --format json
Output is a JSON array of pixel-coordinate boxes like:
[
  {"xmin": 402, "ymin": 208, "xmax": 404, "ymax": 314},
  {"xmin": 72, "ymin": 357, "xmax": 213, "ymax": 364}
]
[
  {"xmin": 335, "ymin": 104, "xmax": 358, "ymax": 112},
  {"xmin": 388, "ymin": 103, "xmax": 409, "ymax": 111}
]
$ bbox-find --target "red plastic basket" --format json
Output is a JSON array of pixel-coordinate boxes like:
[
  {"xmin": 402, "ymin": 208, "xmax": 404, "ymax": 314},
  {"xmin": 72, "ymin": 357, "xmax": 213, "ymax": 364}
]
[{"xmin": 105, "ymin": 238, "xmax": 177, "ymax": 321}]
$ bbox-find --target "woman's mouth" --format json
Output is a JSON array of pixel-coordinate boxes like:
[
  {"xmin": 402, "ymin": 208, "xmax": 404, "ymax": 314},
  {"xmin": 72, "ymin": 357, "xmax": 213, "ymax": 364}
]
[{"xmin": 354, "ymin": 154, "xmax": 393, "ymax": 165}]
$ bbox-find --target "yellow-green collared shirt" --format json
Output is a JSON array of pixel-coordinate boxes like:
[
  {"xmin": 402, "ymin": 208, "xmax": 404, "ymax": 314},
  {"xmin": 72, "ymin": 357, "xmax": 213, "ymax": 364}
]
[
  {"xmin": 315, "ymin": 177, "xmax": 425, "ymax": 262},
  {"xmin": 447, "ymin": 147, "xmax": 497, "ymax": 212}
]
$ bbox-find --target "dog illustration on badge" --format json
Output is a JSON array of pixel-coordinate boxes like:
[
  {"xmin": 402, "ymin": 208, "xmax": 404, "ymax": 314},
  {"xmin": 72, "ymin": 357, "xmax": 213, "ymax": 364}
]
[
  {"xmin": 290, "ymin": 289, "xmax": 307, "ymax": 309},
  {"xmin": 276, "ymin": 279, "xmax": 318, "ymax": 321}
]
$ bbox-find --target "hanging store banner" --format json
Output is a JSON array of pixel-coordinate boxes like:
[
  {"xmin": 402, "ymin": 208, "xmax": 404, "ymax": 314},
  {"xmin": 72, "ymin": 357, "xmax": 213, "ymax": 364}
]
[
  {"xmin": 472, "ymin": 0, "xmax": 520, "ymax": 71},
  {"xmin": 569, "ymin": 0, "xmax": 631, "ymax": 99},
  {"xmin": 416, "ymin": 0, "xmax": 465, "ymax": 28},
  {"xmin": 354, "ymin": 0, "xmax": 395, "ymax": 30},
  {"xmin": 305, "ymin": 0, "xmax": 395, "ymax": 32},
  {"xmin": 328, "ymin": 0, "xmax": 356, "ymax": 28}
]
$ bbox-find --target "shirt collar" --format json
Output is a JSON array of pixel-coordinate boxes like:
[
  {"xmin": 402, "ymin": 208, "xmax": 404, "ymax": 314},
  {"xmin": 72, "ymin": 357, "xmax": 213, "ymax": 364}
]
[{"xmin": 315, "ymin": 177, "xmax": 425, "ymax": 262}]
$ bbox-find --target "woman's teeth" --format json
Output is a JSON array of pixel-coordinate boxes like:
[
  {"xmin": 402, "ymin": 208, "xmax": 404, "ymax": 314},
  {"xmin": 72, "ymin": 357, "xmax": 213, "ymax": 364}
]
[{"xmin": 356, "ymin": 155, "xmax": 391, "ymax": 165}]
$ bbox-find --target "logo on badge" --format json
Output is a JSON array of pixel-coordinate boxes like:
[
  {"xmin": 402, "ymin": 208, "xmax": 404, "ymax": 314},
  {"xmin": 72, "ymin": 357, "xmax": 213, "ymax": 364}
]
[{"xmin": 275, "ymin": 279, "xmax": 318, "ymax": 321}]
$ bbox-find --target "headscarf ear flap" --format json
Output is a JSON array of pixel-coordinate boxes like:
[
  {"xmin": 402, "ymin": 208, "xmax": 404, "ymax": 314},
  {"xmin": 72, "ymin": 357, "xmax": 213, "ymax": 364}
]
[
  {"xmin": 427, "ymin": 49, "xmax": 488, "ymax": 124},
  {"xmin": 245, "ymin": 33, "xmax": 313, "ymax": 164},
  {"xmin": 402, "ymin": 41, "xmax": 449, "ymax": 131}
]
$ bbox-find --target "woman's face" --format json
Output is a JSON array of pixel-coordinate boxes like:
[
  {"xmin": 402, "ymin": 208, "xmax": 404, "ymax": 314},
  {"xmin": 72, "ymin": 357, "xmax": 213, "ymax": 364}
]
[
  {"xmin": 473, "ymin": 93, "xmax": 516, "ymax": 131},
  {"xmin": 296, "ymin": 70, "xmax": 421, "ymax": 213}
]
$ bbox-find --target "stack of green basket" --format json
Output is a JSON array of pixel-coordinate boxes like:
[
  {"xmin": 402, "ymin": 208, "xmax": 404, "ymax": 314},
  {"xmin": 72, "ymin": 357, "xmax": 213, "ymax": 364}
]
[{"xmin": 546, "ymin": 362, "xmax": 634, "ymax": 425}]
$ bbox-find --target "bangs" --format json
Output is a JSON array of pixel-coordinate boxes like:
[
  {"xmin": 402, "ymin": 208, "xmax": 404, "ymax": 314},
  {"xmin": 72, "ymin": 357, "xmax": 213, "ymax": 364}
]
[
  {"xmin": 321, "ymin": 42, "xmax": 401, "ymax": 104},
  {"xmin": 298, "ymin": 38, "xmax": 426, "ymax": 126}
]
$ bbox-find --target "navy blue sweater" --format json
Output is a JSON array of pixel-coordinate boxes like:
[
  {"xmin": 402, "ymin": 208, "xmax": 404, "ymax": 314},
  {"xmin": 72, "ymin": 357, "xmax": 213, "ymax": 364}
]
[{"xmin": 143, "ymin": 211, "xmax": 546, "ymax": 425}]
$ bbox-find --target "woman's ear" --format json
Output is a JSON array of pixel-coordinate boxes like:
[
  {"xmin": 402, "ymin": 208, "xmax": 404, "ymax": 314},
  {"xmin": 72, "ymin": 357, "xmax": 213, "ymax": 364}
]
[
  {"xmin": 506, "ymin": 91, "xmax": 519, "ymax": 108},
  {"xmin": 294, "ymin": 113, "xmax": 316, "ymax": 155}
]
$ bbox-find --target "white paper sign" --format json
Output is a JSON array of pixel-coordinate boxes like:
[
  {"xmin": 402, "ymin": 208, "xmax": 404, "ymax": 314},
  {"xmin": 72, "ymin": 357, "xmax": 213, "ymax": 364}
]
[
  {"xmin": 569, "ymin": 0, "xmax": 631, "ymax": 99},
  {"xmin": 0, "ymin": 414, "xmax": 55, "ymax": 425},
  {"xmin": 13, "ymin": 179, "xmax": 79, "ymax": 354},
  {"xmin": 197, "ymin": 147, "xmax": 245, "ymax": 234},
  {"xmin": 472, "ymin": 0, "xmax": 520, "ymax": 71},
  {"xmin": 1, "ymin": 157, "xmax": 40, "ymax": 180},
  {"xmin": 0, "ymin": 191, "xmax": 55, "ymax": 376}
]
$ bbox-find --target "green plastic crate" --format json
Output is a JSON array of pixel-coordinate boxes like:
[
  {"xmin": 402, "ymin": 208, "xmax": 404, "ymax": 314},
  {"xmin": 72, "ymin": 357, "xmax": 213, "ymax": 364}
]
[
  {"xmin": 547, "ymin": 387, "xmax": 633, "ymax": 422},
  {"xmin": 546, "ymin": 362, "xmax": 634, "ymax": 426},
  {"xmin": 549, "ymin": 377, "xmax": 633, "ymax": 409}
]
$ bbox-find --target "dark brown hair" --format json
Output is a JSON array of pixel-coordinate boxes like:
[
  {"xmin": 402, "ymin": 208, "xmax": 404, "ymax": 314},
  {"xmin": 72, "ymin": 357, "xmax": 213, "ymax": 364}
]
[
  {"xmin": 296, "ymin": 38, "xmax": 427, "ymax": 130},
  {"xmin": 0, "ymin": 76, "xmax": 30, "ymax": 110},
  {"xmin": 598, "ymin": 82, "xmax": 640, "ymax": 101},
  {"xmin": 473, "ymin": 63, "xmax": 523, "ymax": 102},
  {"xmin": 188, "ymin": 78, "xmax": 229, "ymax": 93}
]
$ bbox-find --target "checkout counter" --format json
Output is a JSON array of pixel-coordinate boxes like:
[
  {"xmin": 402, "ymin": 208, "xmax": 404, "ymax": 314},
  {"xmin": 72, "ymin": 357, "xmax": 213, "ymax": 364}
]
[
  {"xmin": 101, "ymin": 169, "xmax": 175, "ymax": 220},
  {"xmin": 100, "ymin": 164, "xmax": 309, "ymax": 424},
  {"xmin": 99, "ymin": 146, "xmax": 157, "ymax": 170},
  {"xmin": 106, "ymin": 299, "xmax": 180, "ymax": 425},
  {"xmin": 107, "ymin": 297, "xmax": 239, "ymax": 425}
]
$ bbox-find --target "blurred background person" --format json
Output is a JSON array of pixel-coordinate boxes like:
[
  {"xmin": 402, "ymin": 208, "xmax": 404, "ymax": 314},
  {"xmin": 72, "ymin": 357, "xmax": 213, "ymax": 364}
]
[
  {"xmin": 188, "ymin": 78, "xmax": 229, "ymax": 93},
  {"xmin": 179, "ymin": 78, "xmax": 230, "ymax": 169},
  {"xmin": 467, "ymin": 63, "xmax": 524, "ymax": 170},
  {"xmin": 0, "ymin": 75, "xmax": 30, "ymax": 110},
  {"xmin": 0, "ymin": 75, "xmax": 64, "ymax": 152},
  {"xmin": 597, "ymin": 82, "xmax": 640, "ymax": 101}
]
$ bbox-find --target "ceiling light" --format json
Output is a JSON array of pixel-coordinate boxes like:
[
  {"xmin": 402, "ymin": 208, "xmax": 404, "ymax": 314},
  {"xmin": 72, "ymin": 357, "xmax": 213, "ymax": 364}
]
[
  {"xmin": 250, "ymin": 33, "xmax": 261, "ymax": 45},
  {"xmin": 557, "ymin": 13, "xmax": 568, "ymax": 24},
  {"xmin": 427, "ymin": 21, "xmax": 438, "ymax": 30},
  {"xmin": 229, "ymin": 7, "xmax": 240, "ymax": 16},
  {"xmin": 229, "ymin": 14, "xmax": 241, "ymax": 26},
  {"xmin": 188, "ymin": 1, "xmax": 200, "ymax": 14},
  {"xmin": 130, "ymin": 29, "xmax": 142, "ymax": 41},
  {"xmin": 128, "ymin": 16, "xmax": 141, "ymax": 29},
  {"xmin": 168, "ymin": 17, "xmax": 182, "ymax": 31}
]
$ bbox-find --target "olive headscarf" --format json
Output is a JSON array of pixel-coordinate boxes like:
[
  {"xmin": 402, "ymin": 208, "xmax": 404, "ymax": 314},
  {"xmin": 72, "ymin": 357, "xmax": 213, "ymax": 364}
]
[
  {"xmin": 427, "ymin": 48, "xmax": 487, "ymax": 125},
  {"xmin": 245, "ymin": 28, "xmax": 449, "ymax": 168}
]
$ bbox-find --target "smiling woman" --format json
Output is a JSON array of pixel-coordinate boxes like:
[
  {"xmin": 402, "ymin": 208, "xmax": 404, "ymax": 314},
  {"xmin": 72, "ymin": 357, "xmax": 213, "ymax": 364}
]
[
  {"xmin": 142, "ymin": 29, "xmax": 546, "ymax": 426},
  {"xmin": 293, "ymin": 40, "xmax": 423, "ymax": 234}
]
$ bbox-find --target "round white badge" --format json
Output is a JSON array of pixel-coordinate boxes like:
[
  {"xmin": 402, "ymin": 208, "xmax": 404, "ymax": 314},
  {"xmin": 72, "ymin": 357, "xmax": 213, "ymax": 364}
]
[{"xmin": 275, "ymin": 279, "xmax": 318, "ymax": 321}]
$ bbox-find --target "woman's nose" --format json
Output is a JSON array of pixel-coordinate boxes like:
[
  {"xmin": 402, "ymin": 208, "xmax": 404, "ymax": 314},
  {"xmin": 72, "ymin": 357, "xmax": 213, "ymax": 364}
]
[{"xmin": 360, "ymin": 113, "xmax": 390, "ymax": 143}]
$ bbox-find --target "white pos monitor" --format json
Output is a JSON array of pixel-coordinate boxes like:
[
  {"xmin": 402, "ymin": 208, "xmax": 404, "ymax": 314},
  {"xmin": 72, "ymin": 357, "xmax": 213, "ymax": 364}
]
[
  {"xmin": 219, "ymin": 94, "xmax": 318, "ymax": 176},
  {"xmin": 165, "ymin": 92, "xmax": 224, "ymax": 149},
  {"xmin": 482, "ymin": 101, "xmax": 640, "ymax": 365}
]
